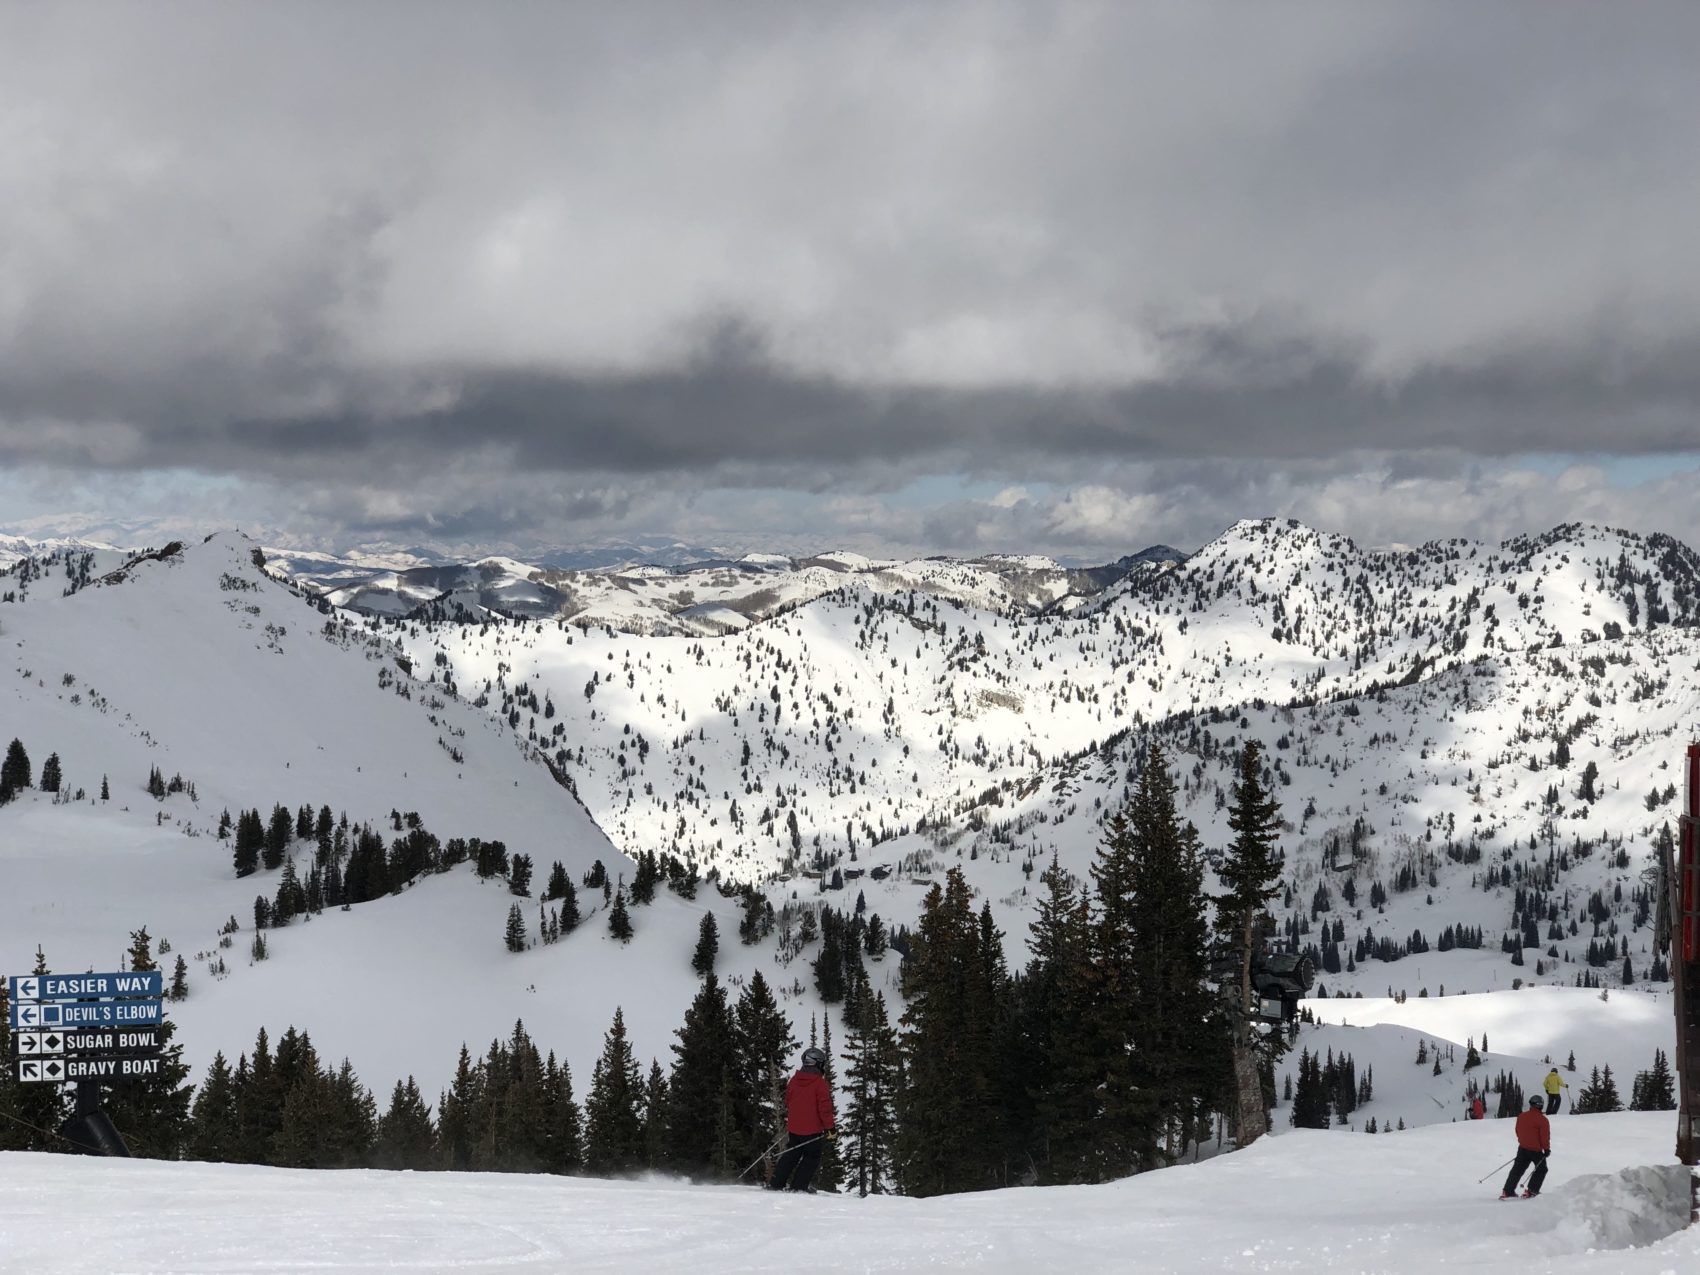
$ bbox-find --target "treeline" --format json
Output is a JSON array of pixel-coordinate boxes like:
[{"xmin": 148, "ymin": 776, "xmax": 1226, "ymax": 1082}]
[
  {"xmin": 1287, "ymin": 1047, "xmax": 1370, "ymax": 1128},
  {"xmin": 3, "ymin": 743, "xmax": 1287, "ymax": 1201},
  {"xmin": 886, "ymin": 742, "xmax": 1284, "ymax": 1194},
  {"xmin": 1572, "ymin": 1054, "xmax": 1677, "ymax": 1114},
  {"xmin": 0, "ymin": 737, "xmax": 77, "ymax": 804}
]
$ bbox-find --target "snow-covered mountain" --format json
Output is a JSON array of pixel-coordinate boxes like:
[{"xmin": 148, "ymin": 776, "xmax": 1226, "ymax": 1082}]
[
  {"xmin": 271, "ymin": 544, "xmax": 1185, "ymax": 634},
  {"xmin": 0, "ymin": 518, "xmax": 1694, "ymax": 1123}
]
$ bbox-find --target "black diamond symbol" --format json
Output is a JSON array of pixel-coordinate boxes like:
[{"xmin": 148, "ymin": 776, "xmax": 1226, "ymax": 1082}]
[
  {"xmin": 43, "ymin": 1060, "xmax": 63, "ymax": 1079},
  {"xmin": 44, "ymin": 1034, "xmax": 62, "ymax": 1050}
]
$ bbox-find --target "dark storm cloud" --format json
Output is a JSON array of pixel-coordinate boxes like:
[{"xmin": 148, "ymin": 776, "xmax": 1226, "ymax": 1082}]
[
  {"xmin": 12, "ymin": 314, "xmax": 1685, "ymax": 482},
  {"xmin": 2, "ymin": 2, "xmax": 1698, "ymax": 551}
]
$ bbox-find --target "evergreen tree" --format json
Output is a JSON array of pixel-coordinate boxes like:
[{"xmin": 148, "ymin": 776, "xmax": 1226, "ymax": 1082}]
[
  {"xmin": 556, "ymin": 877, "xmax": 581, "ymax": 934},
  {"xmin": 607, "ymin": 887, "xmax": 633, "ymax": 943},
  {"xmin": 374, "ymin": 1081, "xmax": 438, "ymax": 1176},
  {"xmin": 38, "ymin": 752, "xmax": 61, "ymax": 794},
  {"xmin": 1634, "ymin": 1049, "xmax": 1677, "ymax": 1111},
  {"xmin": 272, "ymin": 1067, "xmax": 334, "ymax": 1169},
  {"xmin": 236, "ymin": 1027, "xmax": 284, "ymax": 1163},
  {"xmin": 187, "ymin": 1051, "xmax": 240, "ymax": 1162},
  {"xmin": 692, "ymin": 912, "xmax": 719, "ymax": 977},
  {"xmin": 1574, "ymin": 1064, "xmax": 1626, "ymax": 1114},
  {"xmin": 1017, "ymin": 854, "xmax": 1103, "ymax": 1182},
  {"xmin": 492, "ymin": 1021, "xmax": 552, "ymax": 1172},
  {"xmin": 630, "ymin": 850, "xmax": 660, "ymax": 905},
  {"xmin": 1215, "ymin": 741, "xmax": 1284, "ymax": 1149},
  {"xmin": 263, "ymin": 804, "xmax": 293, "ymax": 871},
  {"xmin": 100, "ymin": 774, "xmax": 109, "ymax": 801},
  {"xmin": 1594, "ymin": 1064, "xmax": 1623, "ymax": 1114},
  {"xmin": 233, "ymin": 809, "xmax": 264, "ymax": 878},
  {"xmin": 643, "ymin": 1061, "xmax": 670, "ymax": 1170},
  {"xmin": 102, "ymin": 928, "xmax": 194, "ymax": 1159},
  {"xmin": 841, "ymin": 982, "xmax": 901, "ymax": 1195},
  {"xmin": 504, "ymin": 903, "xmax": 528, "ymax": 952},
  {"xmin": 543, "ymin": 1053, "xmax": 584, "ymax": 1174},
  {"xmin": 894, "ymin": 868, "xmax": 1012, "ymax": 1196},
  {"xmin": 437, "ymin": 1045, "xmax": 482, "ymax": 1170},
  {"xmin": 273, "ymin": 856, "xmax": 305, "ymax": 924},
  {"xmin": 1289, "ymin": 1048, "xmax": 1331, "ymax": 1128},
  {"xmin": 584, "ymin": 1008, "xmax": 644, "ymax": 1174},
  {"xmin": 1, "ymin": 738, "xmax": 30, "ymax": 790},
  {"xmin": 666, "ymin": 973, "xmax": 740, "ymax": 1177},
  {"xmin": 169, "ymin": 954, "xmax": 189, "ymax": 1000},
  {"xmin": 732, "ymin": 970, "xmax": 795, "ymax": 1174},
  {"xmin": 324, "ymin": 1059, "xmax": 378, "ymax": 1168},
  {"xmin": 1116, "ymin": 746, "xmax": 1223, "ymax": 1163},
  {"xmin": 813, "ymin": 914, "xmax": 847, "ymax": 1003},
  {"xmin": 1494, "ymin": 1074, "xmax": 1525, "ymax": 1118},
  {"xmin": 544, "ymin": 861, "xmax": 571, "ymax": 900}
]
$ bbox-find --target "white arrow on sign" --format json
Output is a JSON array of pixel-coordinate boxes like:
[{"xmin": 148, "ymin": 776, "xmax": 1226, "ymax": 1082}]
[
  {"xmin": 16, "ymin": 977, "xmax": 39, "ymax": 1000},
  {"xmin": 17, "ymin": 1004, "xmax": 40, "ymax": 1028}
]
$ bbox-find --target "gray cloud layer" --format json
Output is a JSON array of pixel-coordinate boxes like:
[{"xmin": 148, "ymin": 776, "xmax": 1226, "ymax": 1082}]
[{"xmin": 2, "ymin": 2, "xmax": 1697, "ymax": 551}]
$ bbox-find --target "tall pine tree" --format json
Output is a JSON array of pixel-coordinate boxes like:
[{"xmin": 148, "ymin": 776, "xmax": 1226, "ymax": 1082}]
[
  {"xmin": 732, "ymin": 970, "xmax": 795, "ymax": 1174},
  {"xmin": 1215, "ymin": 741, "xmax": 1284, "ymax": 1148},
  {"xmin": 374, "ymin": 1077, "xmax": 438, "ymax": 1169},
  {"xmin": 1017, "ymin": 854, "xmax": 1103, "ymax": 1182},
  {"xmin": 584, "ymin": 1008, "xmax": 644, "ymax": 1173},
  {"xmin": 841, "ymin": 982, "xmax": 901, "ymax": 1195},
  {"xmin": 666, "ymin": 973, "xmax": 740, "ymax": 1177},
  {"xmin": 894, "ymin": 868, "xmax": 1012, "ymax": 1196}
]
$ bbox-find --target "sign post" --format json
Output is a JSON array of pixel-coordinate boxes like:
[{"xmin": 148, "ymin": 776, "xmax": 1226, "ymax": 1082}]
[{"xmin": 7, "ymin": 968, "xmax": 168, "ymax": 1158}]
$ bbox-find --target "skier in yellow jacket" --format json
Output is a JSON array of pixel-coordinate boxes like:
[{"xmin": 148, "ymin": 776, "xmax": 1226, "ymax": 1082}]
[{"xmin": 1543, "ymin": 1068, "xmax": 1570, "ymax": 1115}]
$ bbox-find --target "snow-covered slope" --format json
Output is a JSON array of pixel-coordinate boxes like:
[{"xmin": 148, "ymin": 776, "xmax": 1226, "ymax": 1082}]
[
  {"xmin": 4, "ymin": 517, "xmax": 1698, "ymax": 1132},
  {"xmin": 3, "ymin": 1111, "xmax": 1694, "ymax": 1273},
  {"xmin": 387, "ymin": 520, "xmax": 1698, "ymax": 1009},
  {"xmin": 0, "ymin": 533, "xmax": 664, "ymax": 1093}
]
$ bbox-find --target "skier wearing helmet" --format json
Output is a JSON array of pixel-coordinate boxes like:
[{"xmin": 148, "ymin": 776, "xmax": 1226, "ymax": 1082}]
[
  {"xmin": 1500, "ymin": 1095, "xmax": 1551, "ymax": 1199},
  {"xmin": 768, "ymin": 1046, "xmax": 836, "ymax": 1193}
]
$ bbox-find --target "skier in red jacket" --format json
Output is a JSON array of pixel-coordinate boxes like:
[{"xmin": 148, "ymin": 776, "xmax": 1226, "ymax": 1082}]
[
  {"xmin": 1501, "ymin": 1095, "xmax": 1551, "ymax": 1199},
  {"xmin": 768, "ymin": 1047, "xmax": 835, "ymax": 1193}
]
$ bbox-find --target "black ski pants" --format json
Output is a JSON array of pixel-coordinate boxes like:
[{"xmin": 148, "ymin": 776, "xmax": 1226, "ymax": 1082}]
[
  {"xmin": 1544, "ymin": 1093, "xmax": 1562, "ymax": 1115},
  {"xmin": 769, "ymin": 1131, "xmax": 825, "ymax": 1192},
  {"xmin": 1503, "ymin": 1147, "xmax": 1548, "ymax": 1196}
]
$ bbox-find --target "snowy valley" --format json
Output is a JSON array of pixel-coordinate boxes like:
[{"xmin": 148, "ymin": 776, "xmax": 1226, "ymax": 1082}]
[{"xmin": 1, "ymin": 519, "xmax": 1697, "ymax": 1270}]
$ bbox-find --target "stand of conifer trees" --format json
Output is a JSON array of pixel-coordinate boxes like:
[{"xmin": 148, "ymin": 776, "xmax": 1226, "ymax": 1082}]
[{"xmin": 6, "ymin": 743, "xmax": 1285, "ymax": 1200}]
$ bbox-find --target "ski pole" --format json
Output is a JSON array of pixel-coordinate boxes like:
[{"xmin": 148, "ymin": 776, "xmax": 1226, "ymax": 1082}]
[
  {"xmin": 737, "ymin": 1132, "xmax": 789, "ymax": 1181},
  {"xmin": 1477, "ymin": 1157, "xmax": 1514, "ymax": 1183},
  {"xmin": 739, "ymin": 1132, "xmax": 830, "ymax": 1182}
]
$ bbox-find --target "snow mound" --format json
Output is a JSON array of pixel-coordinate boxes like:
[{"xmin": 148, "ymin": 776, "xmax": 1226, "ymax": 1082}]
[{"xmin": 1553, "ymin": 1164, "xmax": 1693, "ymax": 1252}]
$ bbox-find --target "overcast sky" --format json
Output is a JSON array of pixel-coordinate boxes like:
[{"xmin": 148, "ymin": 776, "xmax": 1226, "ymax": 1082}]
[{"xmin": 3, "ymin": 2, "xmax": 1698, "ymax": 561}]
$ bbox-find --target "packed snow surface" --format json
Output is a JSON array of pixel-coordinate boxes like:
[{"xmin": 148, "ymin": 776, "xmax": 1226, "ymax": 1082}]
[{"xmin": 1, "ymin": 1114, "xmax": 1694, "ymax": 1273}]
